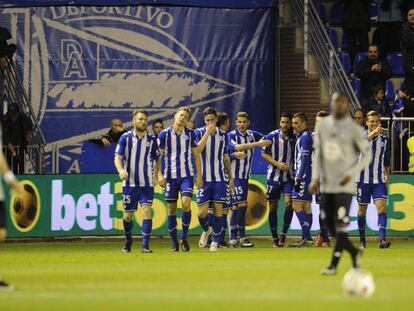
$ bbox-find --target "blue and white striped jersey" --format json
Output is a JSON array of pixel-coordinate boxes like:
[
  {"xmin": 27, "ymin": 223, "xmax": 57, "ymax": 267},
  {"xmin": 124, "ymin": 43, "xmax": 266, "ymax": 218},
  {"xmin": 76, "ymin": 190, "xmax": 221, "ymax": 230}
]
[
  {"xmin": 157, "ymin": 126, "xmax": 197, "ymax": 179},
  {"xmin": 262, "ymin": 129, "xmax": 295, "ymax": 183},
  {"xmin": 295, "ymin": 129, "xmax": 313, "ymax": 181},
  {"xmin": 358, "ymin": 132, "xmax": 390, "ymax": 184},
  {"xmin": 115, "ymin": 130, "xmax": 160, "ymax": 187},
  {"xmin": 194, "ymin": 126, "xmax": 229, "ymax": 182},
  {"xmin": 228, "ymin": 129, "xmax": 263, "ymax": 180}
]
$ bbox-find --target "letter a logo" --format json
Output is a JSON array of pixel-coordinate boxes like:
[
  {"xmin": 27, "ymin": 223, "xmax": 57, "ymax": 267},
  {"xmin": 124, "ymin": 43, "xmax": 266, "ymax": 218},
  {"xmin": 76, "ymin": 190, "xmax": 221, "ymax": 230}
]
[{"xmin": 61, "ymin": 39, "xmax": 86, "ymax": 78}]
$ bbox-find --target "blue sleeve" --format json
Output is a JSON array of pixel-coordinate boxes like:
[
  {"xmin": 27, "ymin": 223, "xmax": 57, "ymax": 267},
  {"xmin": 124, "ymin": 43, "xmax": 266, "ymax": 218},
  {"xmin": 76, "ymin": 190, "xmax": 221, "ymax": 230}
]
[
  {"xmin": 227, "ymin": 132, "xmax": 236, "ymax": 153},
  {"xmin": 253, "ymin": 131, "xmax": 263, "ymax": 142},
  {"xmin": 262, "ymin": 133, "xmax": 272, "ymax": 154},
  {"xmin": 115, "ymin": 134, "xmax": 126, "ymax": 156},
  {"xmin": 157, "ymin": 130, "xmax": 166, "ymax": 149},
  {"xmin": 384, "ymin": 137, "xmax": 391, "ymax": 167},
  {"xmin": 194, "ymin": 128, "xmax": 202, "ymax": 143},
  {"xmin": 190, "ymin": 130, "xmax": 197, "ymax": 149},
  {"xmin": 296, "ymin": 135, "xmax": 312, "ymax": 179},
  {"xmin": 151, "ymin": 138, "xmax": 160, "ymax": 160},
  {"xmin": 223, "ymin": 132, "xmax": 229, "ymax": 155}
]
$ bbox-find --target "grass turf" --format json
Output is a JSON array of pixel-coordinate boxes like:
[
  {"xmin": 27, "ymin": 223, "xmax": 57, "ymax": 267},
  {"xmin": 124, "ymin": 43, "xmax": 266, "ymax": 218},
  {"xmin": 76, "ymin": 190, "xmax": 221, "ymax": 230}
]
[{"xmin": 0, "ymin": 238, "xmax": 413, "ymax": 310}]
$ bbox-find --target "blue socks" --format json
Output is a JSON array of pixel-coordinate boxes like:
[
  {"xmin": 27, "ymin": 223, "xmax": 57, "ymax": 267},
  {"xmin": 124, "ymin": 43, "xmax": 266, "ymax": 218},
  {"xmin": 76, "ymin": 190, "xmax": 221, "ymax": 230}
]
[
  {"xmin": 268, "ymin": 209, "xmax": 278, "ymax": 239},
  {"xmin": 212, "ymin": 216, "xmax": 223, "ymax": 243},
  {"xmin": 378, "ymin": 213, "xmax": 387, "ymax": 241},
  {"xmin": 281, "ymin": 208, "xmax": 293, "ymax": 236},
  {"xmin": 221, "ymin": 214, "xmax": 228, "ymax": 243},
  {"xmin": 123, "ymin": 219, "xmax": 133, "ymax": 243},
  {"xmin": 296, "ymin": 210, "xmax": 311, "ymax": 241},
  {"xmin": 358, "ymin": 215, "xmax": 366, "ymax": 241},
  {"xmin": 141, "ymin": 219, "xmax": 152, "ymax": 248},
  {"xmin": 168, "ymin": 215, "xmax": 178, "ymax": 246},
  {"xmin": 319, "ymin": 214, "xmax": 329, "ymax": 241},
  {"xmin": 180, "ymin": 211, "xmax": 191, "ymax": 241},
  {"xmin": 237, "ymin": 206, "xmax": 247, "ymax": 238},
  {"xmin": 229, "ymin": 209, "xmax": 238, "ymax": 240},
  {"xmin": 198, "ymin": 215, "xmax": 210, "ymax": 232}
]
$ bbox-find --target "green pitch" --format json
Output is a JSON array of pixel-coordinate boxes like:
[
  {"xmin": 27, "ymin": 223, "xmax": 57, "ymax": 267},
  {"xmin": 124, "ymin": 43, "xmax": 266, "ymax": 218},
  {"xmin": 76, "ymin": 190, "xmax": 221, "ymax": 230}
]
[{"xmin": 0, "ymin": 238, "xmax": 413, "ymax": 310}]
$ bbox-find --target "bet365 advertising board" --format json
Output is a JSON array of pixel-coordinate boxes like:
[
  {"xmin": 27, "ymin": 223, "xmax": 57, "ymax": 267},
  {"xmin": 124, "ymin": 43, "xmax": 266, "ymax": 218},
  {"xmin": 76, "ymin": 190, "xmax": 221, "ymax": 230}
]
[{"xmin": 4, "ymin": 174, "xmax": 414, "ymax": 238}]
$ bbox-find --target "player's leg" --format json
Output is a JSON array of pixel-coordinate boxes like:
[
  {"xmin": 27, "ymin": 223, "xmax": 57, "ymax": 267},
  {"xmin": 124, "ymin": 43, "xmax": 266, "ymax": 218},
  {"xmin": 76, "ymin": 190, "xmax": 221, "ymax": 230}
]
[
  {"xmin": 373, "ymin": 183, "xmax": 390, "ymax": 248},
  {"xmin": 356, "ymin": 182, "xmax": 370, "ymax": 249},
  {"xmin": 179, "ymin": 177, "xmax": 194, "ymax": 252},
  {"xmin": 210, "ymin": 181, "xmax": 227, "ymax": 251},
  {"xmin": 315, "ymin": 193, "xmax": 330, "ymax": 247},
  {"xmin": 164, "ymin": 179, "xmax": 179, "ymax": 251},
  {"xmin": 229, "ymin": 205, "xmax": 239, "ymax": 247},
  {"xmin": 291, "ymin": 180, "xmax": 312, "ymax": 246},
  {"xmin": 121, "ymin": 186, "xmax": 138, "ymax": 253},
  {"xmin": 280, "ymin": 182, "xmax": 294, "ymax": 247},
  {"xmin": 266, "ymin": 181, "xmax": 281, "ymax": 247},
  {"xmin": 220, "ymin": 208, "xmax": 229, "ymax": 248},
  {"xmin": 322, "ymin": 193, "xmax": 360, "ymax": 275},
  {"xmin": 140, "ymin": 186, "xmax": 155, "ymax": 253},
  {"xmin": 210, "ymin": 202, "xmax": 224, "ymax": 252},
  {"xmin": 303, "ymin": 201, "xmax": 313, "ymax": 242},
  {"xmin": 0, "ymin": 201, "xmax": 14, "ymax": 291},
  {"xmin": 197, "ymin": 182, "xmax": 212, "ymax": 247},
  {"xmin": 235, "ymin": 180, "xmax": 252, "ymax": 247}
]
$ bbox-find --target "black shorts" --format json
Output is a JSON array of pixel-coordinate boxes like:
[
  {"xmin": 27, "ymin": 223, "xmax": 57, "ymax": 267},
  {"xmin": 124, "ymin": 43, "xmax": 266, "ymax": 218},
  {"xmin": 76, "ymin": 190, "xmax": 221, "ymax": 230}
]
[
  {"xmin": 0, "ymin": 201, "xmax": 6, "ymax": 229},
  {"xmin": 320, "ymin": 193, "xmax": 353, "ymax": 228}
]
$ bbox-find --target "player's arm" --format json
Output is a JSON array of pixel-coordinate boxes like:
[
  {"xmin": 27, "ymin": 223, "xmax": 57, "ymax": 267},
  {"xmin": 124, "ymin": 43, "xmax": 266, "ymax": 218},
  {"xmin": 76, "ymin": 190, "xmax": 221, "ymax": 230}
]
[
  {"xmin": 0, "ymin": 151, "xmax": 19, "ymax": 191},
  {"xmin": 235, "ymin": 139, "xmax": 272, "ymax": 151},
  {"xmin": 114, "ymin": 135, "xmax": 128, "ymax": 180},
  {"xmin": 296, "ymin": 137, "xmax": 311, "ymax": 179},
  {"xmin": 197, "ymin": 124, "xmax": 215, "ymax": 153},
  {"xmin": 223, "ymin": 153, "xmax": 234, "ymax": 193},
  {"xmin": 261, "ymin": 151, "xmax": 282, "ymax": 170},
  {"xmin": 156, "ymin": 131, "xmax": 166, "ymax": 187},
  {"xmin": 341, "ymin": 126, "xmax": 372, "ymax": 185},
  {"xmin": 153, "ymin": 158, "xmax": 161, "ymax": 187},
  {"xmin": 384, "ymin": 137, "xmax": 391, "ymax": 184},
  {"xmin": 192, "ymin": 147, "xmax": 203, "ymax": 188},
  {"xmin": 310, "ymin": 130, "xmax": 322, "ymax": 194},
  {"xmin": 367, "ymin": 126, "xmax": 384, "ymax": 141}
]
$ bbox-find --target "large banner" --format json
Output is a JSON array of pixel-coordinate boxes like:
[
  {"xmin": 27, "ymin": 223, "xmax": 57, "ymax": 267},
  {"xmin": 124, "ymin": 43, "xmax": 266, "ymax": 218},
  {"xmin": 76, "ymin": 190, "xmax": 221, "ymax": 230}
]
[
  {"xmin": 5, "ymin": 174, "xmax": 414, "ymax": 238},
  {"xmin": 0, "ymin": 6, "xmax": 276, "ymax": 173}
]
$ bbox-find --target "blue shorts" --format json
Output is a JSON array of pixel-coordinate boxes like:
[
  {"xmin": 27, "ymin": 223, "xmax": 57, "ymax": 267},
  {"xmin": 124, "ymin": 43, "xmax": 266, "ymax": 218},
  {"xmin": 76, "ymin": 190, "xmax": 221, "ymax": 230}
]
[
  {"xmin": 232, "ymin": 179, "xmax": 249, "ymax": 205},
  {"xmin": 122, "ymin": 186, "xmax": 154, "ymax": 211},
  {"xmin": 224, "ymin": 180, "xmax": 232, "ymax": 209},
  {"xmin": 266, "ymin": 180, "xmax": 293, "ymax": 201},
  {"xmin": 292, "ymin": 179, "xmax": 312, "ymax": 202},
  {"xmin": 357, "ymin": 182, "xmax": 388, "ymax": 204},
  {"xmin": 164, "ymin": 177, "xmax": 194, "ymax": 202},
  {"xmin": 196, "ymin": 181, "xmax": 227, "ymax": 205}
]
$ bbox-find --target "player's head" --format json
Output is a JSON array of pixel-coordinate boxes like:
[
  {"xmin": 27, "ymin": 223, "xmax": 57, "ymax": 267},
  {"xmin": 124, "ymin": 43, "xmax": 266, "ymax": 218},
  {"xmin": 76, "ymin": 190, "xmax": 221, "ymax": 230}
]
[
  {"xmin": 367, "ymin": 44, "xmax": 379, "ymax": 60},
  {"xmin": 331, "ymin": 92, "xmax": 350, "ymax": 119},
  {"xmin": 315, "ymin": 110, "xmax": 329, "ymax": 125},
  {"xmin": 279, "ymin": 112, "xmax": 292, "ymax": 134},
  {"xmin": 217, "ymin": 112, "xmax": 230, "ymax": 131},
  {"xmin": 235, "ymin": 111, "xmax": 250, "ymax": 133},
  {"xmin": 203, "ymin": 107, "xmax": 217, "ymax": 126},
  {"xmin": 407, "ymin": 8, "xmax": 414, "ymax": 25},
  {"xmin": 186, "ymin": 120, "xmax": 195, "ymax": 129},
  {"xmin": 366, "ymin": 110, "xmax": 381, "ymax": 131},
  {"xmin": 152, "ymin": 119, "xmax": 164, "ymax": 136},
  {"xmin": 353, "ymin": 108, "xmax": 366, "ymax": 127},
  {"xmin": 110, "ymin": 118, "xmax": 124, "ymax": 134},
  {"xmin": 174, "ymin": 107, "xmax": 190, "ymax": 128},
  {"xmin": 292, "ymin": 112, "xmax": 307, "ymax": 133},
  {"xmin": 133, "ymin": 109, "xmax": 148, "ymax": 132},
  {"xmin": 372, "ymin": 85, "xmax": 385, "ymax": 101}
]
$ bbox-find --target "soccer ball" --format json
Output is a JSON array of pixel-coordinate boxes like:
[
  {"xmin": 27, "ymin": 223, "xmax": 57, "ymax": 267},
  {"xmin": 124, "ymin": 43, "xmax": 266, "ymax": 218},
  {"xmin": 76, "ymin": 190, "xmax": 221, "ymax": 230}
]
[
  {"xmin": 342, "ymin": 269, "xmax": 375, "ymax": 298},
  {"xmin": 11, "ymin": 183, "xmax": 39, "ymax": 229}
]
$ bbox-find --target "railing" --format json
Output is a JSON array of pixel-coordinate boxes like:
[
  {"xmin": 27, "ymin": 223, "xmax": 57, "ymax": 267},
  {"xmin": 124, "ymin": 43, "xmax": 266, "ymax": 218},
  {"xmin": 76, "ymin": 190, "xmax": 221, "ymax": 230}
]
[
  {"xmin": 381, "ymin": 117, "xmax": 414, "ymax": 174},
  {"xmin": 2, "ymin": 57, "xmax": 46, "ymax": 173},
  {"xmin": 290, "ymin": 0, "xmax": 360, "ymax": 111},
  {"xmin": 2, "ymin": 145, "xmax": 45, "ymax": 174}
]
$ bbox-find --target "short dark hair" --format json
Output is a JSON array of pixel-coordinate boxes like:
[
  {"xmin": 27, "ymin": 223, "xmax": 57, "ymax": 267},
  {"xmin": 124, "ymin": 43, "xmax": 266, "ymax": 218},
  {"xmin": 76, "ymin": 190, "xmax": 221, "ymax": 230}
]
[
  {"xmin": 354, "ymin": 108, "xmax": 365, "ymax": 116},
  {"xmin": 217, "ymin": 112, "xmax": 229, "ymax": 127},
  {"xmin": 368, "ymin": 43, "xmax": 379, "ymax": 50},
  {"xmin": 280, "ymin": 112, "xmax": 292, "ymax": 119},
  {"xmin": 236, "ymin": 111, "xmax": 249, "ymax": 121},
  {"xmin": 372, "ymin": 85, "xmax": 385, "ymax": 95},
  {"xmin": 292, "ymin": 112, "xmax": 307, "ymax": 123},
  {"xmin": 152, "ymin": 119, "xmax": 164, "ymax": 127},
  {"xmin": 203, "ymin": 107, "xmax": 217, "ymax": 117},
  {"xmin": 133, "ymin": 109, "xmax": 148, "ymax": 117},
  {"xmin": 316, "ymin": 110, "xmax": 330, "ymax": 118}
]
